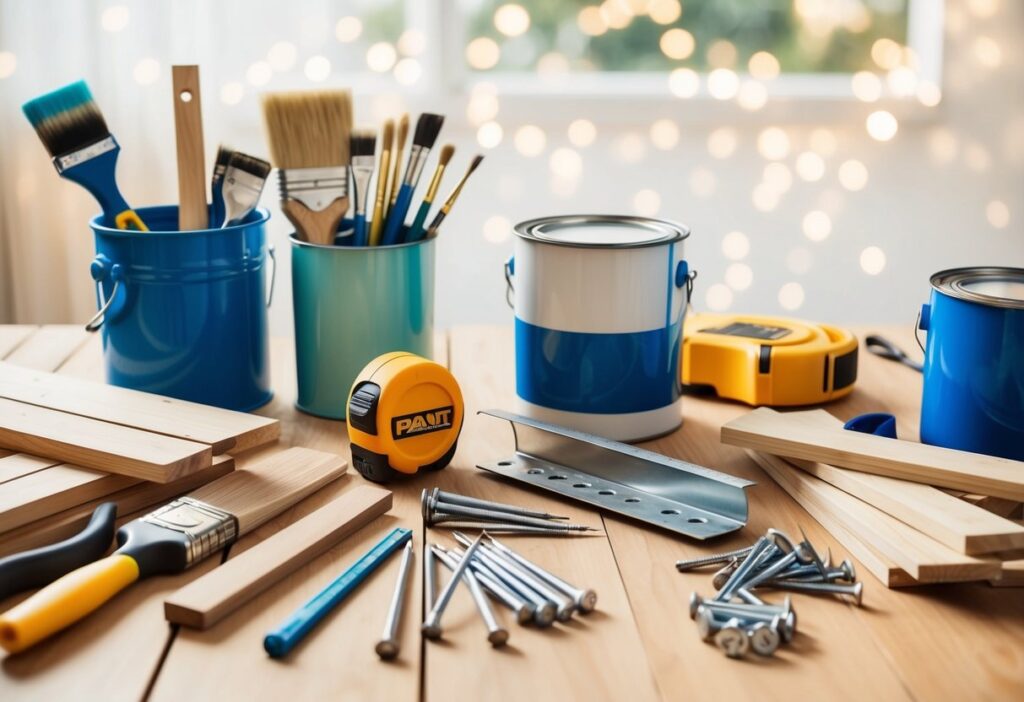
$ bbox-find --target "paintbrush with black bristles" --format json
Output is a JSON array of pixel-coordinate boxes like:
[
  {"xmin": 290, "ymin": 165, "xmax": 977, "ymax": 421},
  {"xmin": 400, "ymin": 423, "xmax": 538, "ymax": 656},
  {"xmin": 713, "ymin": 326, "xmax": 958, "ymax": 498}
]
[
  {"xmin": 22, "ymin": 80, "xmax": 148, "ymax": 231},
  {"xmin": 349, "ymin": 129, "xmax": 377, "ymax": 247},
  {"xmin": 210, "ymin": 145, "xmax": 234, "ymax": 227},
  {"xmin": 220, "ymin": 151, "xmax": 271, "ymax": 227},
  {"xmin": 380, "ymin": 112, "xmax": 444, "ymax": 246},
  {"xmin": 406, "ymin": 144, "xmax": 454, "ymax": 242},
  {"xmin": 261, "ymin": 90, "xmax": 352, "ymax": 245},
  {"xmin": 427, "ymin": 155, "xmax": 484, "ymax": 237}
]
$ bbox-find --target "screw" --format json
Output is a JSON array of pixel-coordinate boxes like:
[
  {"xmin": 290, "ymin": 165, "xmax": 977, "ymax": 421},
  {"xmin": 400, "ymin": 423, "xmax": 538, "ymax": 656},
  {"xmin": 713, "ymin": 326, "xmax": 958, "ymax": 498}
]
[
  {"xmin": 735, "ymin": 588, "xmax": 765, "ymax": 606},
  {"xmin": 713, "ymin": 534, "xmax": 773, "ymax": 602},
  {"xmin": 486, "ymin": 535, "xmax": 598, "ymax": 613},
  {"xmin": 375, "ymin": 541, "xmax": 415, "ymax": 660},
  {"xmin": 434, "ymin": 546, "xmax": 534, "ymax": 626},
  {"xmin": 422, "ymin": 533, "xmax": 484, "ymax": 639},
  {"xmin": 748, "ymin": 621, "xmax": 781, "ymax": 656},
  {"xmin": 424, "ymin": 543, "xmax": 438, "ymax": 613},
  {"xmin": 739, "ymin": 539, "xmax": 815, "ymax": 592},
  {"xmin": 431, "ymin": 546, "xmax": 509, "ymax": 646},
  {"xmin": 691, "ymin": 592, "xmax": 792, "ymax": 619},
  {"xmin": 449, "ymin": 544, "xmax": 557, "ymax": 627},
  {"xmin": 430, "ymin": 488, "xmax": 568, "ymax": 521},
  {"xmin": 764, "ymin": 580, "xmax": 863, "ymax": 605},
  {"xmin": 675, "ymin": 545, "xmax": 755, "ymax": 572},
  {"xmin": 453, "ymin": 532, "xmax": 576, "ymax": 622},
  {"xmin": 428, "ymin": 521, "xmax": 600, "ymax": 535},
  {"xmin": 711, "ymin": 559, "xmax": 740, "ymax": 590},
  {"xmin": 714, "ymin": 618, "xmax": 750, "ymax": 658},
  {"xmin": 427, "ymin": 500, "xmax": 594, "ymax": 531}
]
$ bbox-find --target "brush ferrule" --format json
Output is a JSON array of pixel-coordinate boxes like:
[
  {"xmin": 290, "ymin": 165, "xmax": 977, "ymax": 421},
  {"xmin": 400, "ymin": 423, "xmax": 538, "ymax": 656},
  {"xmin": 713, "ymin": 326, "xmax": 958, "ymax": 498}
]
[
  {"xmin": 279, "ymin": 166, "xmax": 349, "ymax": 212},
  {"xmin": 222, "ymin": 167, "xmax": 268, "ymax": 225},
  {"xmin": 142, "ymin": 497, "xmax": 238, "ymax": 567},
  {"xmin": 351, "ymin": 157, "xmax": 375, "ymax": 215},
  {"xmin": 403, "ymin": 144, "xmax": 429, "ymax": 186},
  {"xmin": 54, "ymin": 136, "xmax": 117, "ymax": 173}
]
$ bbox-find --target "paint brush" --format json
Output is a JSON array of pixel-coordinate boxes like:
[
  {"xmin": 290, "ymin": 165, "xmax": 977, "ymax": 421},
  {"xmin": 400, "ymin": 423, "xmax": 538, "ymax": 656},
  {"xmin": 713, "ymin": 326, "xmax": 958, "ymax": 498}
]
[
  {"xmin": 220, "ymin": 151, "xmax": 271, "ymax": 227},
  {"xmin": 426, "ymin": 155, "xmax": 484, "ymax": 236},
  {"xmin": 406, "ymin": 144, "xmax": 454, "ymax": 243},
  {"xmin": 369, "ymin": 119, "xmax": 394, "ymax": 246},
  {"xmin": 385, "ymin": 113, "xmax": 409, "ymax": 220},
  {"xmin": 261, "ymin": 90, "xmax": 353, "ymax": 245},
  {"xmin": 0, "ymin": 447, "xmax": 346, "ymax": 654},
  {"xmin": 349, "ymin": 129, "xmax": 377, "ymax": 247},
  {"xmin": 210, "ymin": 144, "xmax": 234, "ymax": 227},
  {"xmin": 22, "ymin": 80, "xmax": 148, "ymax": 231},
  {"xmin": 381, "ymin": 113, "xmax": 445, "ymax": 245}
]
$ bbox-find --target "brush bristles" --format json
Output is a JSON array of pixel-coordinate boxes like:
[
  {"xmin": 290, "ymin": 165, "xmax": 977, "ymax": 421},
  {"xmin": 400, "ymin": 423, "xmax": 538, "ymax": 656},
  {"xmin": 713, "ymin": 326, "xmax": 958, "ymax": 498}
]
[
  {"xmin": 381, "ymin": 120, "xmax": 395, "ymax": 151},
  {"xmin": 438, "ymin": 144, "xmax": 455, "ymax": 166},
  {"xmin": 214, "ymin": 145, "xmax": 235, "ymax": 169},
  {"xmin": 22, "ymin": 81, "xmax": 110, "ymax": 158},
  {"xmin": 227, "ymin": 151, "xmax": 271, "ymax": 179},
  {"xmin": 396, "ymin": 113, "xmax": 410, "ymax": 147},
  {"xmin": 260, "ymin": 90, "xmax": 353, "ymax": 169},
  {"xmin": 468, "ymin": 154, "xmax": 484, "ymax": 173},
  {"xmin": 350, "ymin": 129, "xmax": 377, "ymax": 158},
  {"xmin": 412, "ymin": 113, "xmax": 444, "ymax": 149}
]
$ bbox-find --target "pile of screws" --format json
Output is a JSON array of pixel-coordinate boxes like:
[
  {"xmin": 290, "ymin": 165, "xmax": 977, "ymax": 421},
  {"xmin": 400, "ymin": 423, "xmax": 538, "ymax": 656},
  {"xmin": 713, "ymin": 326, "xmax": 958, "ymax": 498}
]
[
  {"xmin": 421, "ymin": 487, "xmax": 600, "ymax": 534},
  {"xmin": 679, "ymin": 527, "xmax": 863, "ymax": 660},
  {"xmin": 421, "ymin": 530, "xmax": 598, "ymax": 646}
]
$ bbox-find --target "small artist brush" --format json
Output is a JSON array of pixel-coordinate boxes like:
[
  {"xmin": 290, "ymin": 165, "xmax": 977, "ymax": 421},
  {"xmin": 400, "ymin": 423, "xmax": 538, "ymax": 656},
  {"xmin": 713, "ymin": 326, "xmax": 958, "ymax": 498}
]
[
  {"xmin": 406, "ymin": 144, "xmax": 454, "ymax": 243},
  {"xmin": 22, "ymin": 80, "xmax": 148, "ymax": 231},
  {"xmin": 210, "ymin": 144, "xmax": 234, "ymax": 227},
  {"xmin": 369, "ymin": 119, "xmax": 394, "ymax": 246},
  {"xmin": 220, "ymin": 151, "xmax": 271, "ymax": 227},
  {"xmin": 381, "ymin": 113, "xmax": 445, "ymax": 245},
  {"xmin": 426, "ymin": 155, "xmax": 484, "ymax": 236},
  {"xmin": 385, "ymin": 113, "xmax": 409, "ymax": 220},
  {"xmin": 349, "ymin": 129, "xmax": 377, "ymax": 247},
  {"xmin": 261, "ymin": 90, "xmax": 352, "ymax": 245}
]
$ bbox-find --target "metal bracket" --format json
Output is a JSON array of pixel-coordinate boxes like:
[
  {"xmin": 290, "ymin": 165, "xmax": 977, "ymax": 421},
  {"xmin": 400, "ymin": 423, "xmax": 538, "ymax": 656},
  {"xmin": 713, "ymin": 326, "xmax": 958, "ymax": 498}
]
[{"xmin": 475, "ymin": 410, "xmax": 754, "ymax": 540}]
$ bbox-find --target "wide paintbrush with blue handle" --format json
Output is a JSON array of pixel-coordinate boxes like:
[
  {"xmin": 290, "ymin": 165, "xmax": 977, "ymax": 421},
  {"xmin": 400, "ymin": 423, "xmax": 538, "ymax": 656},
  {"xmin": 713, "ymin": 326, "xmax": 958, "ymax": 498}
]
[
  {"xmin": 380, "ymin": 113, "xmax": 444, "ymax": 246},
  {"xmin": 22, "ymin": 80, "xmax": 147, "ymax": 231}
]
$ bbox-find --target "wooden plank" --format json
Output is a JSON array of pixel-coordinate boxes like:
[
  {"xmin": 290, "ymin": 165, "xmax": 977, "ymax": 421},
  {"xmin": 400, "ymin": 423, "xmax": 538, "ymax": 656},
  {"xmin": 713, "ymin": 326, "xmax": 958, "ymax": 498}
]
[
  {"xmin": 0, "ymin": 454, "xmax": 62, "ymax": 485},
  {"xmin": 0, "ymin": 463, "xmax": 136, "ymax": 534},
  {"xmin": 165, "ymin": 485, "xmax": 392, "ymax": 629},
  {"xmin": 991, "ymin": 560, "xmax": 1024, "ymax": 587},
  {"xmin": 50, "ymin": 333, "xmax": 102, "ymax": 380},
  {"xmin": 3, "ymin": 325, "xmax": 90, "ymax": 372},
  {"xmin": 0, "ymin": 325, "xmax": 36, "ymax": 359},
  {"xmin": 722, "ymin": 407, "xmax": 1024, "ymax": 501},
  {"xmin": 0, "ymin": 455, "xmax": 235, "ymax": 559},
  {"xmin": 0, "ymin": 362, "xmax": 280, "ymax": 454},
  {"xmin": 750, "ymin": 451, "xmax": 1000, "ymax": 582},
  {"xmin": 0, "ymin": 398, "xmax": 213, "ymax": 483},
  {"xmin": 956, "ymin": 493, "xmax": 1023, "ymax": 519}
]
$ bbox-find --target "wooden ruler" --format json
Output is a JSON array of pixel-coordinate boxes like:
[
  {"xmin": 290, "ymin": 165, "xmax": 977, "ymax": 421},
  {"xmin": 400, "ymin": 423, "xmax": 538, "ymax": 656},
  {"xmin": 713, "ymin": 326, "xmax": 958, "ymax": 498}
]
[{"xmin": 172, "ymin": 65, "xmax": 208, "ymax": 230}]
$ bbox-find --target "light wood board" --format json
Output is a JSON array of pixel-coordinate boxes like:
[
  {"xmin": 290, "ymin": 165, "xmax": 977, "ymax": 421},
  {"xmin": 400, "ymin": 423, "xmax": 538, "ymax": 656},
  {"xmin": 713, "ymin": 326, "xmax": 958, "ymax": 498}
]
[
  {"xmin": 0, "ymin": 463, "xmax": 136, "ymax": 534},
  {"xmin": 0, "ymin": 326, "xmax": 36, "ymax": 359},
  {"xmin": 0, "ymin": 454, "xmax": 61, "ymax": 486},
  {"xmin": 0, "ymin": 362, "xmax": 279, "ymax": 454},
  {"xmin": 0, "ymin": 398, "xmax": 213, "ymax": 483},
  {"xmin": 1, "ymin": 325, "xmax": 89, "ymax": 372},
  {"xmin": 722, "ymin": 407, "xmax": 1024, "ymax": 501}
]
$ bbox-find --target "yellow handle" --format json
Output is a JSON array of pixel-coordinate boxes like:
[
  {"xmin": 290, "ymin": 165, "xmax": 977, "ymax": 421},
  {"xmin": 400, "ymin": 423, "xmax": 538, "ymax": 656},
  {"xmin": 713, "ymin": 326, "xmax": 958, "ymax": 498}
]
[
  {"xmin": 114, "ymin": 209, "xmax": 149, "ymax": 231},
  {"xmin": 0, "ymin": 555, "xmax": 139, "ymax": 654}
]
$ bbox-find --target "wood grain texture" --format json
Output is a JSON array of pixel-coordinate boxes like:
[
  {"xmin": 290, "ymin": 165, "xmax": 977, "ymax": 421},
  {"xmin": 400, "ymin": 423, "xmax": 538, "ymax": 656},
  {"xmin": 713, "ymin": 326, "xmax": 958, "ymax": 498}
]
[
  {"xmin": 991, "ymin": 560, "xmax": 1024, "ymax": 587},
  {"xmin": 0, "ymin": 463, "xmax": 136, "ymax": 534},
  {"xmin": 722, "ymin": 407, "xmax": 1024, "ymax": 500},
  {"xmin": 0, "ymin": 398, "xmax": 213, "ymax": 483},
  {"xmin": 0, "ymin": 456, "xmax": 235, "ymax": 559},
  {"xmin": 165, "ymin": 485, "xmax": 392, "ymax": 629},
  {"xmin": 0, "ymin": 326, "xmax": 36, "ymax": 359},
  {"xmin": 0, "ymin": 362, "xmax": 280, "ymax": 454},
  {"xmin": 171, "ymin": 65, "xmax": 208, "ymax": 230},
  {"xmin": 2, "ymin": 326, "xmax": 89, "ymax": 373},
  {"xmin": 0, "ymin": 454, "xmax": 61, "ymax": 486}
]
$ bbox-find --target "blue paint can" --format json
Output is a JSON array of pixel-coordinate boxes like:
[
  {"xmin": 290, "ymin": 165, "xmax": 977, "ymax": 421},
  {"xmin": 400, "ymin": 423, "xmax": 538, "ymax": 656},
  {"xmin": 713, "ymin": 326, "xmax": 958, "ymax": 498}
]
[
  {"xmin": 88, "ymin": 205, "xmax": 274, "ymax": 410},
  {"xmin": 507, "ymin": 215, "xmax": 692, "ymax": 442},
  {"xmin": 919, "ymin": 267, "xmax": 1024, "ymax": 460}
]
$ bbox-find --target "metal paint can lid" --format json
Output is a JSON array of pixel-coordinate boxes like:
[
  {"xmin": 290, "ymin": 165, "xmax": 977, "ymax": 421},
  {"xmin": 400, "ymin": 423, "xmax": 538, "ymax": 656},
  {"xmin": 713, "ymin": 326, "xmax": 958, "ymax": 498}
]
[
  {"xmin": 930, "ymin": 266, "xmax": 1024, "ymax": 310},
  {"xmin": 514, "ymin": 215, "xmax": 689, "ymax": 249}
]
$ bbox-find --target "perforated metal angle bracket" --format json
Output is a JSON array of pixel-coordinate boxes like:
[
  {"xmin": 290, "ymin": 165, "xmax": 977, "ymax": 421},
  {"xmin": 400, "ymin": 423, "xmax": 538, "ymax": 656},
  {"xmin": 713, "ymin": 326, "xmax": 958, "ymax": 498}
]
[{"xmin": 476, "ymin": 410, "xmax": 754, "ymax": 540}]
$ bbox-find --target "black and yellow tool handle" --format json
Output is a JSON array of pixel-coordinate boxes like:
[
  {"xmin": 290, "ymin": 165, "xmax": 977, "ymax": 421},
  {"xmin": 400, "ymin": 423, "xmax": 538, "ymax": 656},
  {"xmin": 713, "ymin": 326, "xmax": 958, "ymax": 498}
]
[{"xmin": 0, "ymin": 554, "xmax": 139, "ymax": 654}]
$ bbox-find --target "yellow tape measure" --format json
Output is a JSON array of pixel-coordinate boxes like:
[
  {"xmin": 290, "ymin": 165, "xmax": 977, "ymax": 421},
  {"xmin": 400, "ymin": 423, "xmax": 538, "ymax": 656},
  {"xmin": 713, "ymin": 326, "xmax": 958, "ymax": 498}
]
[
  {"xmin": 347, "ymin": 352, "xmax": 464, "ymax": 483},
  {"xmin": 681, "ymin": 312, "xmax": 858, "ymax": 406}
]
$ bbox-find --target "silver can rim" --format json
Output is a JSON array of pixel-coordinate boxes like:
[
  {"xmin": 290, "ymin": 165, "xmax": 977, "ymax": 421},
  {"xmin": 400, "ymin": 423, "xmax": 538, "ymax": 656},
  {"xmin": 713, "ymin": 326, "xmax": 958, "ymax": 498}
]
[
  {"xmin": 514, "ymin": 214, "xmax": 690, "ymax": 249},
  {"xmin": 930, "ymin": 266, "xmax": 1024, "ymax": 310}
]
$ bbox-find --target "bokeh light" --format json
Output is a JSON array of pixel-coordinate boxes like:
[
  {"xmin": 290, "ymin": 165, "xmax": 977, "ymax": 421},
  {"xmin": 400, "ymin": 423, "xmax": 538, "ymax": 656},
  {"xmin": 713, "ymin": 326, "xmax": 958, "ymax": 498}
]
[
  {"xmin": 101, "ymin": 5, "xmax": 130, "ymax": 32},
  {"xmin": 802, "ymin": 210, "xmax": 832, "ymax": 241},
  {"xmin": 748, "ymin": 51, "xmax": 780, "ymax": 80},
  {"xmin": 866, "ymin": 110, "xmax": 898, "ymax": 141},
  {"xmin": 394, "ymin": 58, "xmax": 422, "ymax": 86},
  {"xmin": 247, "ymin": 60, "xmax": 273, "ymax": 86},
  {"xmin": 648, "ymin": 0, "xmax": 682, "ymax": 25},
  {"xmin": 398, "ymin": 30, "xmax": 427, "ymax": 56},
  {"xmin": 633, "ymin": 189, "xmax": 662, "ymax": 216},
  {"xmin": 757, "ymin": 127, "xmax": 790, "ymax": 160},
  {"xmin": 577, "ymin": 6, "xmax": 607, "ymax": 36},
  {"xmin": 778, "ymin": 282, "xmax": 805, "ymax": 311},
  {"xmin": 304, "ymin": 56, "xmax": 331, "ymax": 82},
  {"xmin": 707, "ymin": 68, "xmax": 739, "ymax": 100},
  {"xmin": 851, "ymin": 71, "xmax": 882, "ymax": 102},
  {"xmin": 707, "ymin": 127, "xmax": 738, "ymax": 159},
  {"xmin": 515, "ymin": 124, "xmax": 547, "ymax": 157},
  {"xmin": 706, "ymin": 40, "xmax": 737, "ymax": 68},
  {"xmin": 367, "ymin": 43, "xmax": 397, "ymax": 72},
  {"xmin": 986, "ymin": 200, "xmax": 1010, "ymax": 229},
  {"xmin": 838, "ymin": 160, "xmax": 869, "ymax": 191},
  {"xmin": 267, "ymin": 41, "xmax": 298, "ymax": 72},
  {"xmin": 860, "ymin": 246, "xmax": 887, "ymax": 275},
  {"xmin": 736, "ymin": 81, "xmax": 768, "ymax": 111},
  {"xmin": 0, "ymin": 51, "xmax": 17, "ymax": 79},
  {"xmin": 795, "ymin": 152, "xmax": 826, "ymax": 182},
  {"xmin": 722, "ymin": 231, "xmax": 750, "ymax": 260},
  {"xmin": 669, "ymin": 68, "xmax": 699, "ymax": 98},
  {"xmin": 871, "ymin": 38, "xmax": 902, "ymax": 70},
  {"xmin": 335, "ymin": 16, "xmax": 363, "ymax": 43},
  {"xmin": 706, "ymin": 283, "xmax": 734, "ymax": 312},
  {"xmin": 613, "ymin": 132, "xmax": 647, "ymax": 163},
  {"xmin": 549, "ymin": 147, "xmax": 583, "ymax": 179},
  {"xmin": 466, "ymin": 37, "xmax": 500, "ymax": 70},
  {"xmin": 568, "ymin": 119, "xmax": 597, "ymax": 147},
  {"xmin": 477, "ymin": 121, "xmax": 504, "ymax": 149},
  {"xmin": 466, "ymin": 91, "xmax": 499, "ymax": 125},
  {"xmin": 649, "ymin": 119, "xmax": 679, "ymax": 150},
  {"xmin": 494, "ymin": 4, "xmax": 531, "ymax": 37},
  {"xmin": 725, "ymin": 263, "xmax": 753, "ymax": 291},
  {"xmin": 660, "ymin": 29, "xmax": 695, "ymax": 60},
  {"xmin": 973, "ymin": 36, "xmax": 1002, "ymax": 68}
]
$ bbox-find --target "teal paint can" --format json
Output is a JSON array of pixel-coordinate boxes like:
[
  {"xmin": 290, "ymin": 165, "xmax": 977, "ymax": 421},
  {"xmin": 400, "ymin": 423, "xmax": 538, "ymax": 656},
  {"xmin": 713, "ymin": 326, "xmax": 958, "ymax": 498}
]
[{"xmin": 290, "ymin": 228, "xmax": 435, "ymax": 419}]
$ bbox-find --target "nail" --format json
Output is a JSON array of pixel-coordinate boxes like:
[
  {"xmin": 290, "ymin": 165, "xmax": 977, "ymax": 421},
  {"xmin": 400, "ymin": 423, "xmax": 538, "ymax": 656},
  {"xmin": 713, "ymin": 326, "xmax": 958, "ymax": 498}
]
[
  {"xmin": 735, "ymin": 588, "xmax": 765, "ymax": 606},
  {"xmin": 430, "ymin": 503, "xmax": 594, "ymax": 531},
  {"xmin": 435, "ymin": 546, "xmax": 534, "ymax": 625},
  {"xmin": 713, "ymin": 618, "xmax": 750, "ymax": 658},
  {"xmin": 747, "ymin": 620, "xmax": 781, "ymax": 656},
  {"xmin": 486, "ymin": 535, "xmax": 597, "ymax": 612},
  {"xmin": 713, "ymin": 534, "xmax": 772, "ymax": 601},
  {"xmin": 428, "ymin": 520, "xmax": 601, "ymax": 534},
  {"xmin": 762, "ymin": 580, "xmax": 864, "ymax": 606},
  {"xmin": 432, "ymin": 487, "xmax": 568, "ymax": 521},
  {"xmin": 424, "ymin": 543, "xmax": 437, "ymax": 613},
  {"xmin": 422, "ymin": 533, "xmax": 484, "ymax": 639},
  {"xmin": 449, "ymin": 544, "xmax": 556, "ymax": 627},
  {"xmin": 675, "ymin": 545, "xmax": 755, "ymax": 571},
  {"xmin": 376, "ymin": 541, "xmax": 415, "ymax": 660},
  {"xmin": 432, "ymin": 545, "xmax": 508, "ymax": 646}
]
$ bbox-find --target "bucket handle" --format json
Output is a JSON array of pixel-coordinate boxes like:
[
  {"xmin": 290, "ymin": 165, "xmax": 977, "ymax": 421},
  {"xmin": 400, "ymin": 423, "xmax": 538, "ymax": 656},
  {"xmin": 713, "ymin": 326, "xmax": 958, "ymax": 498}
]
[
  {"xmin": 85, "ymin": 255, "xmax": 126, "ymax": 333},
  {"xmin": 85, "ymin": 279, "xmax": 121, "ymax": 332},
  {"xmin": 504, "ymin": 256, "xmax": 514, "ymax": 310},
  {"xmin": 266, "ymin": 244, "xmax": 277, "ymax": 308}
]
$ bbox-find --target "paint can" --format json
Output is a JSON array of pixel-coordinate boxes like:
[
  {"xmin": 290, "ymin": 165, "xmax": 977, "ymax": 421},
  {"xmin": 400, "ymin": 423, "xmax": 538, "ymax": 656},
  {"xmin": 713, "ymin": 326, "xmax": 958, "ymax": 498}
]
[
  {"xmin": 507, "ymin": 215, "xmax": 692, "ymax": 442},
  {"xmin": 919, "ymin": 266, "xmax": 1024, "ymax": 460},
  {"xmin": 88, "ymin": 205, "xmax": 274, "ymax": 411}
]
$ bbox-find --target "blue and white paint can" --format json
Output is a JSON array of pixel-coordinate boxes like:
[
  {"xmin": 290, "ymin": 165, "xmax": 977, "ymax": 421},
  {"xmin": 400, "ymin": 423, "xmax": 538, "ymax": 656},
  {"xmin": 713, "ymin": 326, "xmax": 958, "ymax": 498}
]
[{"xmin": 507, "ymin": 215, "xmax": 692, "ymax": 442}]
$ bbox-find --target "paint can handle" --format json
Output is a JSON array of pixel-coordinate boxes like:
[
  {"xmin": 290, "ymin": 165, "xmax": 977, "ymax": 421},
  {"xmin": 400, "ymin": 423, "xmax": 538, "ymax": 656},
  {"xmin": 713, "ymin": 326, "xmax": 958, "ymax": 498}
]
[
  {"xmin": 85, "ymin": 255, "xmax": 125, "ymax": 332},
  {"xmin": 504, "ymin": 256, "xmax": 515, "ymax": 309},
  {"xmin": 915, "ymin": 304, "xmax": 930, "ymax": 354},
  {"xmin": 266, "ymin": 244, "xmax": 277, "ymax": 308}
]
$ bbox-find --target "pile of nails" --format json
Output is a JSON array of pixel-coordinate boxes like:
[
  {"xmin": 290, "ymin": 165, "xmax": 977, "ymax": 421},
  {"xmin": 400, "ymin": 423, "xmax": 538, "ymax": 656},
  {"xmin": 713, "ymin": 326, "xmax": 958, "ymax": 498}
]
[
  {"xmin": 421, "ymin": 487, "xmax": 599, "ymax": 535},
  {"xmin": 678, "ymin": 527, "xmax": 863, "ymax": 660},
  {"xmin": 421, "ymin": 530, "xmax": 598, "ymax": 646}
]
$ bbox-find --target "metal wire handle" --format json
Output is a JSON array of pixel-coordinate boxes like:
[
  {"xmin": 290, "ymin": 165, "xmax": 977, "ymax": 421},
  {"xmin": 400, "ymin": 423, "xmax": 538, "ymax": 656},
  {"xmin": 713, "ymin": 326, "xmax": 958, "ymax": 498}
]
[
  {"xmin": 504, "ymin": 258, "xmax": 514, "ymax": 310},
  {"xmin": 84, "ymin": 279, "xmax": 120, "ymax": 333},
  {"xmin": 864, "ymin": 333, "xmax": 923, "ymax": 373},
  {"xmin": 266, "ymin": 245, "xmax": 277, "ymax": 308}
]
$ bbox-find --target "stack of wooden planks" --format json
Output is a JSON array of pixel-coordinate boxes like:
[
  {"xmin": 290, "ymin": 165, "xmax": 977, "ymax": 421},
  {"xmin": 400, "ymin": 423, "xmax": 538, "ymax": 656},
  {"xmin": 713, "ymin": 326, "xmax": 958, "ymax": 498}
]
[
  {"xmin": 0, "ymin": 362, "xmax": 280, "ymax": 558},
  {"xmin": 722, "ymin": 408, "xmax": 1024, "ymax": 588}
]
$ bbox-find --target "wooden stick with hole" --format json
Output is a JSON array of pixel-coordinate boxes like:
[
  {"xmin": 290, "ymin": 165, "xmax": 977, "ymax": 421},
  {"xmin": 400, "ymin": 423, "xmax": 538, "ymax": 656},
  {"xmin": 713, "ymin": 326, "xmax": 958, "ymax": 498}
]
[{"xmin": 172, "ymin": 65, "xmax": 208, "ymax": 230}]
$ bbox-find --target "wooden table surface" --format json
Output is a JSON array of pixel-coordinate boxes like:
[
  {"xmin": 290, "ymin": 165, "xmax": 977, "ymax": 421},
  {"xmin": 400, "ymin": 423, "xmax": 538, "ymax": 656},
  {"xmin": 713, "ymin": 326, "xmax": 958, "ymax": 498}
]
[{"xmin": 1, "ymin": 323, "xmax": 1022, "ymax": 701}]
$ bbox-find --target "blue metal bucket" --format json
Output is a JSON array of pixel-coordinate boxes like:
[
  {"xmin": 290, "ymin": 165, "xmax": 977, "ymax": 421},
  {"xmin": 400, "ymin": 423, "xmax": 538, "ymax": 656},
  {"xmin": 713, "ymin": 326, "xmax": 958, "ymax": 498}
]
[
  {"xmin": 919, "ymin": 267, "xmax": 1024, "ymax": 460},
  {"xmin": 88, "ymin": 205, "xmax": 274, "ymax": 410}
]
